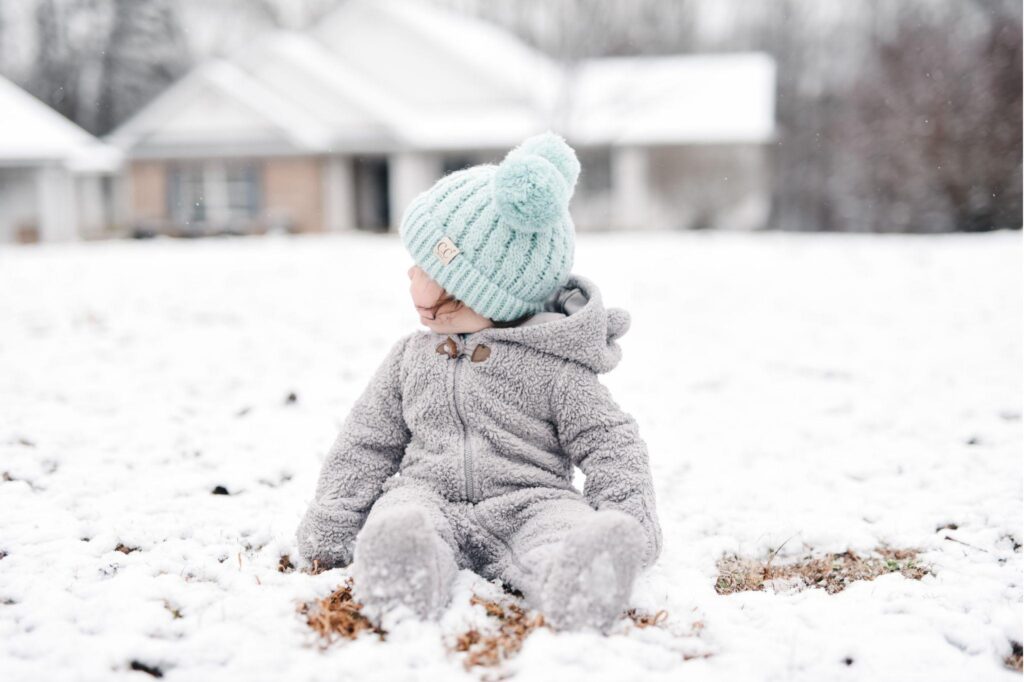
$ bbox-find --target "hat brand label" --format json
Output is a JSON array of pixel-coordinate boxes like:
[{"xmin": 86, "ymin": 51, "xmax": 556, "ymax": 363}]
[{"xmin": 433, "ymin": 237, "xmax": 460, "ymax": 266}]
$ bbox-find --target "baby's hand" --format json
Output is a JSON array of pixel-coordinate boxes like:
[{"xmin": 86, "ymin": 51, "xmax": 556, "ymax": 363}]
[{"xmin": 295, "ymin": 501, "xmax": 365, "ymax": 569}]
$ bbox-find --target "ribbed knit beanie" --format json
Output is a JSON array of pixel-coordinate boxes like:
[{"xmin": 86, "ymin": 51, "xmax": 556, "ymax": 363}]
[{"xmin": 398, "ymin": 131, "xmax": 580, "ymax": 322}]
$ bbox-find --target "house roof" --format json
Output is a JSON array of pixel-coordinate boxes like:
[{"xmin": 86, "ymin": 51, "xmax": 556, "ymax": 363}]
[
  {"xmin": 0, "ymin": 75, "xmax": 120, "ymax": 171},
  {"xmin": 568, "ymin": 53, "xmax": 777, "ymax": 146},
  {"xmin": 340, "ymin": 0, "xmax": 561, "ymax": 109},
  {"xmin": 107, "ymin": 0, "xmax": 776, "ymax": 157}
]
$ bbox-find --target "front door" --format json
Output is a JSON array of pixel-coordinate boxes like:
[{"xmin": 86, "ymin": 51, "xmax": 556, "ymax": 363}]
[{"xmin": 353, "ymin": 156, "xmax": 390, "ymax": 232}]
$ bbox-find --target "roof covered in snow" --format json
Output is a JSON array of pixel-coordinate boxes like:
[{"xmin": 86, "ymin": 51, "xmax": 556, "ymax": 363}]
[
  {"xmin": 0, "ymin": 75, "xmax": 121, "ymax": 172},
  {"xmin": 108, "ymin": 0, "xmax": 775, "ymax": 157},
  {"xmin": 568, "ymin": 53, "xmax": 776, "ymax": 146}
]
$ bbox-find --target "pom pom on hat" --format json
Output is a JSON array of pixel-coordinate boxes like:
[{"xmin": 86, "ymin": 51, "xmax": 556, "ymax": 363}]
[
  {"xmin": 515, "ymin": 131, "xmax": 581, "ymax": 190},
  {"xmin": 493, "ymin": 131, "xmax": 579, "ymax": 234}
]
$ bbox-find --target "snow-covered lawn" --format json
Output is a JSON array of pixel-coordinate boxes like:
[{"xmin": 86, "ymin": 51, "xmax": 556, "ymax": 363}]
[{"xmin": 1, "ymin": 231, "xmax": 1020, "ymax": 681}]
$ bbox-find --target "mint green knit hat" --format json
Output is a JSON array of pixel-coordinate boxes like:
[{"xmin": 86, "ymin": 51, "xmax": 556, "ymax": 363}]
[{"xmin": 399, "ymin": 131, "xmax": 580, "ymax": 322}]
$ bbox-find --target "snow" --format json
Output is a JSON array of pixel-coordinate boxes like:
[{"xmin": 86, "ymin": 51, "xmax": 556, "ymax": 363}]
[
  {"xmin": 357, "ymin": 0, "xmax": 560, "ymax": 107},
  {"xmin": 0, "ymin": 230, "xmax": 1020, "ymax": 681},
  {"xmin": 0, "ymin": 74, "xmax": 120, "ymax": 172},
  {"xmin": 569, "ymin": 53, "xmax": 776, "ymax": 146}
]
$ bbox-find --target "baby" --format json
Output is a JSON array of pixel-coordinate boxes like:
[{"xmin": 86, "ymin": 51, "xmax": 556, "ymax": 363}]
[{"xmin": 296, "ymin": 132, "xmax": 662, "ymax": 630}]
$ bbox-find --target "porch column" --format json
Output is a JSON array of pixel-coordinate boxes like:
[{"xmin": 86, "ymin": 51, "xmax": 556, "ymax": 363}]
[
  {"xmin": 388, "ymin": 152, "xmax": 439, "ymax": 231},
  {"xmin": 75, "ymin": 173, "xmax": 107, "ymax": 238},
  {"xmin": 323, "ymin": 156, "xmax": 356, "ymax": 232},
  {"xmin": 612, "ymin": 145, "xmax": 650, "ymax": 230},
  {"xmin": 36, "ymin": 165, "xmax": 78, "ymax": 242}
]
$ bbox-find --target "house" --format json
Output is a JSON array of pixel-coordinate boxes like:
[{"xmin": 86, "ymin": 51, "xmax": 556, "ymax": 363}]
[
  {"xmin": 106, "ymin": 0, "xmax": 775, "ymax": 236},
  {"xmin": 0, "ymin": 75, "xmax": 121, "ymax": 243}
]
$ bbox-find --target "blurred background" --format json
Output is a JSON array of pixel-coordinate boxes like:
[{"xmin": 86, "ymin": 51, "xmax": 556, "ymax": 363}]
[{"xmin": 0, "ymin": 0, "xmax": 1020, "ymax": 243}]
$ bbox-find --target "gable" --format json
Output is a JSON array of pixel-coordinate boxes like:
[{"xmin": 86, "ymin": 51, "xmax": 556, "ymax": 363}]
[
  {"xmin": 240, "ymin": 33, "xmax": 401, "ymax": 147},
  {"xmin": 147, "ymin": 85, "xmax": 283, "ymax": 145},
  {"xmin": 110, "ymin": 61, "xmax": 333, "ymax": 156}
]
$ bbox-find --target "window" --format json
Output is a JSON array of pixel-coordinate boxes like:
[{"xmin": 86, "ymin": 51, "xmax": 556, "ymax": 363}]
[
  {"xmin": 168, "ymin": 161, "xmax": 260, "ymax": 229},
  {"xmin": 169, "ymin": 165, "xmax": 206, "ymax": 225},
  {"xmin": 225, "ymin": 164, "xmax": 260, "ymax": 217},
  {"xmin": 442, "ymin": 154, "xmax": 479, "ymax": 175},
  {"xmin": 577, "ymin": 147, "xmax": 613, "ymax": 196}
]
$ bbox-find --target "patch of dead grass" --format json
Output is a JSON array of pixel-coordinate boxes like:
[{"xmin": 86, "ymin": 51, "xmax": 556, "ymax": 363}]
[
  {"xmin": 298, "ymin": 578, "xmax": 385, "ymax": 646},
  {"xmin": 1006, "ymin": 641, "xmax": 1023, "ymax": 672},
  {"xmin": 716, "ymin": 548, "xmax": 929, "ymax": 595},
  {"xmin": 297, "ymin": 576, "xmax": 681, "ymax": 666},
  {"xmin": 451, "ymin": 597, "xmax": 679, "ymax": 670},
  {"xmin": 300, "ymin": 559, "xmax": 331, "ymax": 575},
  {"xmin": 453, "ymin": 595, "xmax": 546, "ymax": 669},
  {"xmin": 162, "ymin": 600, "xmax": 183, "ymax": 619}
]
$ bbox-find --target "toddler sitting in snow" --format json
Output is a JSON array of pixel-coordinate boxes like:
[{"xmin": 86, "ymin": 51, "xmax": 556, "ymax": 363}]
[{"xmin": 296, "ymin": 132, "xmax": 662, "ymax": 630}]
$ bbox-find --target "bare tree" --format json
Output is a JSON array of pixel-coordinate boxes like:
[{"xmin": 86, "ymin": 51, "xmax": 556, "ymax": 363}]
[
  {"xmin": 32, "ymin": 0, "xmax": 80, "ymax": 121},
  {"xmin": 96, "ymin": 0, "xmax": 189, "ymax": 134},
  {"xmin": 844, "ymin": 0, "xmax": 1022, "ymax": 231}
]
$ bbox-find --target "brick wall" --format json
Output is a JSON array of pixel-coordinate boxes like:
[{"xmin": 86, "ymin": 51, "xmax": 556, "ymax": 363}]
[
  {"xmin": 263, "ymin": 157, "xmax": 324, "ymax": 233},
  {"xmin": 130, "ymin": 162, "xmax": 167, "ymax": 222}
]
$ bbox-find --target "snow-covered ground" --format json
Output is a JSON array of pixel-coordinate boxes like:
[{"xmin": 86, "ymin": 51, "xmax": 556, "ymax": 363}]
[{"xmin": 0, "ymin": 231, "xmax": 1020, "ymax": 682}]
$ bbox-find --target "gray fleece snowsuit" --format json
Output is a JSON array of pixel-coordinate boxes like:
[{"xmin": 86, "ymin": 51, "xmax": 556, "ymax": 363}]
[{"xmin": 296, "ymin": 274, "xmax": 662, "ymax": 629}]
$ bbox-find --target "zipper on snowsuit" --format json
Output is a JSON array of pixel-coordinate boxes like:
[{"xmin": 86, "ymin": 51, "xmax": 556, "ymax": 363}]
[
  {"xmin": 453, "ymin": 357, "xmax": 476, "ymax": 502},
  {"xmin": 447, "ymin": 335, "xmax": 476, "ymax": 503}
]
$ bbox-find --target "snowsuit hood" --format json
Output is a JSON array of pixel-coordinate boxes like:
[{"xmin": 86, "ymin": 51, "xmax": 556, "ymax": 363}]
[{"xmin": 480, "ymin": 274, "xmax": 632, "ymax": 374}]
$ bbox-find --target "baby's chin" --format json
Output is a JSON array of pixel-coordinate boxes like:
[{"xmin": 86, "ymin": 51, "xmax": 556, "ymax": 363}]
[
  {"xmin": 419, "ymin": 316, "xmax": 481, "ymax": 335},
  {"xmin": 419, "ymin": 317, "xmax": 455, "ymax": 334},
  {"xmin": 422, "ymin": 322, "xmax": 464, "ymax": 335}
]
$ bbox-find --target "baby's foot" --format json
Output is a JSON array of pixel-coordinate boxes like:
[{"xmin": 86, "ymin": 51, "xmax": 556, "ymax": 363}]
[
  {"xmin": 539, "ymin": 510, "xmax": 645, "ymax": 631},
  {"xmin": 351, "ymin": 506, "xmax": 457, "ymax": 622}
]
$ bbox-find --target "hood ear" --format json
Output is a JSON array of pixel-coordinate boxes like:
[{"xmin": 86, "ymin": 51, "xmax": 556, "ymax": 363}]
[{"xmin": 606, "ymin": 308, "xmax": 630, "ymax": 342}]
